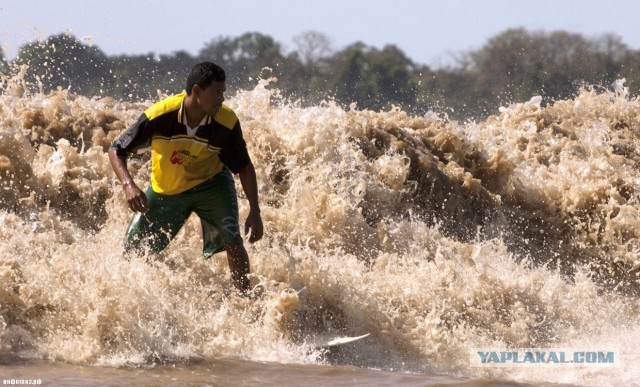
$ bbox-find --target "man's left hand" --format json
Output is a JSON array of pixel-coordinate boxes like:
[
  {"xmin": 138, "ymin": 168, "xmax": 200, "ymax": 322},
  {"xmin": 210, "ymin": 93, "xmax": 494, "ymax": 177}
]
[{"xmin": 244, "ymin": 210, "xmax": 263, "ymax": 243}]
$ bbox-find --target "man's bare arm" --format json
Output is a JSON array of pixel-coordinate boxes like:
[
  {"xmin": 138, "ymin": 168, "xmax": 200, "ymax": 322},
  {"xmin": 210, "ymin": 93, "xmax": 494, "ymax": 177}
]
[
  {"xmin": 237, "ymin": 162, "xmax": 263, "ymax": 243},
  {"xmin": 108, "ymin": 147, "xmax": 148, "ymax": 213}
]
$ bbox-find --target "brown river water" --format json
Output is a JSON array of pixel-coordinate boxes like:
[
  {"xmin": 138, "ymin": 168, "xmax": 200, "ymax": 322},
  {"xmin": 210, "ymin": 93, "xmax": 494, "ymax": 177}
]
[{"xmin": 1, "ymin": 72, "xmax": 639, "ymax": 385}]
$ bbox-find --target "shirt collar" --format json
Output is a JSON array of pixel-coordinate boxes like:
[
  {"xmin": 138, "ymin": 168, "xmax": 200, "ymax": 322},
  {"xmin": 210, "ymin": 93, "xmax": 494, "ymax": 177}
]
[{"xmin": 178, "ymin": 93, "xmax": 213, "ymax": 126}]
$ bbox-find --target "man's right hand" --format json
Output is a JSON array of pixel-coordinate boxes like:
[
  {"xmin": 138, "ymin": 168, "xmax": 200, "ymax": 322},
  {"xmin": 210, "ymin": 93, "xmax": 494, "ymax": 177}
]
[
  {"xmin": 108, "ymin": 148, "xmax": 148, "ymax": 213},
  {"xmin": 124, "ymin": 183, "xmax": 148, "ymax": 213}
]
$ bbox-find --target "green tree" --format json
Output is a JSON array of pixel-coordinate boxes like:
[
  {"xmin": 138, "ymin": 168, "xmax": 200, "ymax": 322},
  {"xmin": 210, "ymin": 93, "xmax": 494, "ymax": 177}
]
[
  {"xmin": 329, "ymin": 42, "xmax": 417, "ymax": 111},
  {"xmin": 330, "ymin": 42, "xmax": 372, "ymax": 108},
  {"xmin": 469, "ymin": 28, "xmax": 544, "ymax": 104},
  {"xmin": 415, "ymin": 65, "xmax": 488, "ymax": 119},
  {"xmin": 291, "ymin": 31, "xmax": 334, "ymax": 105},
  {"xmin": 6, "ymin": 29, "xmax": 639, "ymax": 122},
  {"xmin": 466, "ymin": 28, "xmax": 629, "ymax": 111},
  {"xmin": 293, "ymin": 31, "xmax": 333, "ymax": 66},
  {"xmin": 199, "ymin": 32, "xmax": 310, "ymax": 103},
  {"xmin": 619, "ymin": 48, "xmax": 640, "ymax": 92},
  {"xmin": 155, "ymin": 50, "xmax": 194, "ymax": 93},
  {"xmin": 109, "ymin": 54, "xmax": 160, "ymax": 101},
  {"xmin": 105, "ymin": 50, "xmax": 194, "ymax": 101},
  {"xmin": 14, "ymin": 33, "xmax": 110, "ymax": 96},
  {"xmin": 369, "ymin": 44, "xmax": 418, "ymax": 109},
  {"xmin": 0, "ymin": 46, "xmax": 8, "ymax": 75},
  {"xmin": 199, "ymin": 32, "xmax": 288, "ymax": 90}
]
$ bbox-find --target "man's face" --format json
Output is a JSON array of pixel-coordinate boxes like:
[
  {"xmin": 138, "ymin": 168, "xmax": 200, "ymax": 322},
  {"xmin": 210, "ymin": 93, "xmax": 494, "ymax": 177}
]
[{"xmin": 196, "ymin": 80, "xmax": 226, "ymax": 116}]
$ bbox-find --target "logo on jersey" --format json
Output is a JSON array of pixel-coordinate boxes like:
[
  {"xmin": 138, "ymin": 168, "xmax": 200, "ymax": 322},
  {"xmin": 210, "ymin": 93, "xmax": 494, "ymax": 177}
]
[{"xmin": 170, "ymin": 149, "xmax": 197, "ymax": 166}]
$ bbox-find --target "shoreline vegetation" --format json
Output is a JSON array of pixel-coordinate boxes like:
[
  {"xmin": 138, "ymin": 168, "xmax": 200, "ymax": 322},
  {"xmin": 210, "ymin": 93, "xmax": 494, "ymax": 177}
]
[{"xmin": 0, "ymin": 28, "xmax": 638, "ymax": 120}]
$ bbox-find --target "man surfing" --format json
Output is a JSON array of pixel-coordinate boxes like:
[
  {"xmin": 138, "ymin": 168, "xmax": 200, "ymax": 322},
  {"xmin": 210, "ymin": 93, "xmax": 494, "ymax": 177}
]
[{"xmin": 108, "ymin": 62, "xmax": 263, "ymax": 295}]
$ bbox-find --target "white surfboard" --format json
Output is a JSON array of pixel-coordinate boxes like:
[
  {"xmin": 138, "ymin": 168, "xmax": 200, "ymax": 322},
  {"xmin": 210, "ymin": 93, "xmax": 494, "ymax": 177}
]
[{"xmin": 315, "ymin": 333, "xmax": 370, "ymax": 348}]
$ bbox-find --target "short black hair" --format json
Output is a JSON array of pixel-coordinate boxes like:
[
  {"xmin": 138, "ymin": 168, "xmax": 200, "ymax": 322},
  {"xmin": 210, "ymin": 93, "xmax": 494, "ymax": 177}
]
[{"xmin": 186, "ymin": 62, "xmax": 226, "ymax": 95}]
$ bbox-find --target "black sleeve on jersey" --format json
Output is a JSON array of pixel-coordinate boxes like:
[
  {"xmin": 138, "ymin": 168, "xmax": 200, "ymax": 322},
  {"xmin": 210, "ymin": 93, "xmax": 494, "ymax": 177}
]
[
  {"xmin": 111, "ymin": 113, "xmax": 153, "ymax": 156},
  {"xmin": 219, "ymin": 121, "xmax": 251, "ymax": 173}
]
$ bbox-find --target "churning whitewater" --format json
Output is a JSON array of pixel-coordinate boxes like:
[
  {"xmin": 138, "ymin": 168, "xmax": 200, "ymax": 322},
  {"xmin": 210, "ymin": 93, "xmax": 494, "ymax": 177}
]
[{"xmin": 1, "ymin": 73, "xmax": 639, "ymax": 385}]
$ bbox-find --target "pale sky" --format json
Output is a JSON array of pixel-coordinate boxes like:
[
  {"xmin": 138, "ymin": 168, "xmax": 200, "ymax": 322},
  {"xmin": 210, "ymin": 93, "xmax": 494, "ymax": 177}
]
[{"xmin": 1, "ymin": 0, "xmax": 640, "ymax": 68}]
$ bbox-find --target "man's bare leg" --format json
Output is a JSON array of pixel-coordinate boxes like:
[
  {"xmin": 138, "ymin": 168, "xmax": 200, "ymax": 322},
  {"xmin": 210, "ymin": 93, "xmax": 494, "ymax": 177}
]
[{"xmin": 225, "ymin": 243, "xmax": 251, "ymax": 294}]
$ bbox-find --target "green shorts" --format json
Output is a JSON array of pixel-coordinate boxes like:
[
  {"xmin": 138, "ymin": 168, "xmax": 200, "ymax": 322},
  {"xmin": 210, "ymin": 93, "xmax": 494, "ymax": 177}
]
[{"xmin": 124, "ymin": 168, "xmax": 243, "ymax": 258}]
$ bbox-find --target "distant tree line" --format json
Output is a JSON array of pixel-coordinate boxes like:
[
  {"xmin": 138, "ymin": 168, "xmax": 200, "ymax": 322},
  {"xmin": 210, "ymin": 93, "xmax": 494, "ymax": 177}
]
[{"xmin": 0, "ymin": 28, "xmax": 638, "ymax": 120}]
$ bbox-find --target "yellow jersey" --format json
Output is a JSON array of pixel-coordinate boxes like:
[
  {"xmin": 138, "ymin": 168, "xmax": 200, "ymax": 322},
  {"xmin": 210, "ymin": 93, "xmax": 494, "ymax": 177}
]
[{"xmin": 111, "ymin": 93, "xmax": 250, "ymax": 195}]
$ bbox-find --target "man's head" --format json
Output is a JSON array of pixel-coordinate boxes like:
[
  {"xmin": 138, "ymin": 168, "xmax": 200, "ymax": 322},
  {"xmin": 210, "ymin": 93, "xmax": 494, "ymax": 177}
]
[
  {"xmin": 186, "ymin": 62, "xmax": 226, "ymax": 95},
  {"xmin": 186, "ymin": 62, "xmax": 227, "ymax": 116}
]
